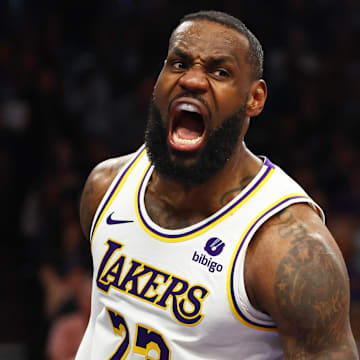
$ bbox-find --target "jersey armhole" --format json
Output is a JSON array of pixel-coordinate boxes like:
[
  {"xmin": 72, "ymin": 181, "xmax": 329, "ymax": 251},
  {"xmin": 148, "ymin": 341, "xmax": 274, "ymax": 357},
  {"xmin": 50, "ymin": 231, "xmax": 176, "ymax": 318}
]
[
  {"xmin": 229, "ymin": 195, "xmax": 324, "ymax": 330},
  {"xmin": 89, "ymin": 145, "xmax": 146, "ymax": 243}
]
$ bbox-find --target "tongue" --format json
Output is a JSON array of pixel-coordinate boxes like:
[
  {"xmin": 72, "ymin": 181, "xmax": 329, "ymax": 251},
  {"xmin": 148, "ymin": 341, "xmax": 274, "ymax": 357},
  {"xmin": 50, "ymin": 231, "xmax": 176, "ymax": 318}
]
[{"xmin": 174, "ymin": 116, "xmax": 203, "ymax": 140}]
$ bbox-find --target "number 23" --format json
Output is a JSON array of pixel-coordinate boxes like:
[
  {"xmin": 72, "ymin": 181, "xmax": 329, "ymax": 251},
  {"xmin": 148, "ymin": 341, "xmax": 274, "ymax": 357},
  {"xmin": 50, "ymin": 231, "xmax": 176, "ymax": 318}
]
[{"xmin": 107, "ymin": 307, "xmax": 171, "ymax": 360}]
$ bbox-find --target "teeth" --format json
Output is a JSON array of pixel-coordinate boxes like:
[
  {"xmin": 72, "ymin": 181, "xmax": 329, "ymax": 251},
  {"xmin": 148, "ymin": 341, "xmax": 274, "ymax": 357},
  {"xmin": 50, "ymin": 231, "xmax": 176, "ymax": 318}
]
[
  {"xmin": 173, "ymin": 132, "xmax": 201, "ymax": 144},
  {"xmin": 177, "ymin": 103, "xmax": 201, "ymax": 114}
]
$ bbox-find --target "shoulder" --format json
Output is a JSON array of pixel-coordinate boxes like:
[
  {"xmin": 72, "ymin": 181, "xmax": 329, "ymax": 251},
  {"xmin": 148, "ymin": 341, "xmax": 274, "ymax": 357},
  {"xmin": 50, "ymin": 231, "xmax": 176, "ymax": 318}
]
[
  {"xmin": 246, "ymin": 202, "xmax": 348, "ymax": 309},
  {"xmin": 245, "ymin": 202, "xmax": 358, "ymax": 357},
  {"xmin": 79, "ymin": 153, "xmax": 135, "ymax": 239}
]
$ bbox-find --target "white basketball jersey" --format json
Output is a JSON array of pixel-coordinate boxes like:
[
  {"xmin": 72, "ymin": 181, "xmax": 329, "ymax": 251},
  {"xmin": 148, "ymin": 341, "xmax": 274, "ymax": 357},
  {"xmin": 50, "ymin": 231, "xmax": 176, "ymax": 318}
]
[{"xmin": 75, "ymin": 144, "xmax": 324, "ymax": 360}]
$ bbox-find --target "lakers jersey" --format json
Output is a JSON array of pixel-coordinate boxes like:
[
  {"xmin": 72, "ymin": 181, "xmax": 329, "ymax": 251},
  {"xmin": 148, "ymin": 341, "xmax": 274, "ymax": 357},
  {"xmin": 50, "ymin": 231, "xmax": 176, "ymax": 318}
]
[{"xmin": 75, "ymin": 145, "xmax": 324, "ymax": 360}]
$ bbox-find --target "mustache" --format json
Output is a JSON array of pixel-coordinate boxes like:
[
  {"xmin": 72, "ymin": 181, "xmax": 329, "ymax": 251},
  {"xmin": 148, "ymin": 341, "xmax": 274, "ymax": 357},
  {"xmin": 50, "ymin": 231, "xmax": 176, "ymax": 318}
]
[{"xmin": 166, "ymin": 92, "xmax": 212, "ymax": 120}]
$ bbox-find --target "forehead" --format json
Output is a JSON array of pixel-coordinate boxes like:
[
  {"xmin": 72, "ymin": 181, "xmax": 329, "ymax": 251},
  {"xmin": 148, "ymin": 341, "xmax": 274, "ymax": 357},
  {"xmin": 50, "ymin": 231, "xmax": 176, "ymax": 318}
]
[{"xmin": 169, "ymin": 20, "xmax": 249, "ymax": 62}]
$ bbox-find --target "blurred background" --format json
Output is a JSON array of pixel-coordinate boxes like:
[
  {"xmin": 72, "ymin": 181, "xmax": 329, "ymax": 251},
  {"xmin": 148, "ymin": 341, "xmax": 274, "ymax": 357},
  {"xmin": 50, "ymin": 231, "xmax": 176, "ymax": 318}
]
[{"xmin": 0, "ymin": 0, "xmax": 359, "ymax": 359}]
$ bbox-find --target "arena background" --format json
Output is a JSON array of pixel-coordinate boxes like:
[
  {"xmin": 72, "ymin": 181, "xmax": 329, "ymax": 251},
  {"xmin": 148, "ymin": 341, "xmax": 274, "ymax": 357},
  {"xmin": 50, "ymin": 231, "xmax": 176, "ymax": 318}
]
[{"xmin": 0, "ymin": 0, "xmax": 359, "ymax": 358}]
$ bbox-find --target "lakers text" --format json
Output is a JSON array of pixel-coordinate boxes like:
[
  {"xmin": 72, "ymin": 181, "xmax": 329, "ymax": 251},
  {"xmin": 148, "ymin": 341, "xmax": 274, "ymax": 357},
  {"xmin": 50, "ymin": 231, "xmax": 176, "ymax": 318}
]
[{"xmin": 96, "ymin": 239, "xmax": 209, "ymax": 326}]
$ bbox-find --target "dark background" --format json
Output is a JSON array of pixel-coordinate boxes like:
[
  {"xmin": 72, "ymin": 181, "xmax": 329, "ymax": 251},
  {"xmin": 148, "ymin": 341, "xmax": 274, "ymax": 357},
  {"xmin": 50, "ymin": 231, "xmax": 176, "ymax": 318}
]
[{"xmin": 0, "ymin": 0, "xmax": 359, "ymax": 358}]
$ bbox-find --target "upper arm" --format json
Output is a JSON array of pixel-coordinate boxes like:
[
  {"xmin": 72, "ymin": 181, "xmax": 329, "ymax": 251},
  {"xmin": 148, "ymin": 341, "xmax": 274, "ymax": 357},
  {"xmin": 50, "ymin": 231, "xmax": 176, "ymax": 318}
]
[
  {"xmin": 246, "ymin": 203, "xmax": 359, "ymax": 359},
  {"xmin": 79, "ymin": 154, "xmax": 134, "ymax": 240}
]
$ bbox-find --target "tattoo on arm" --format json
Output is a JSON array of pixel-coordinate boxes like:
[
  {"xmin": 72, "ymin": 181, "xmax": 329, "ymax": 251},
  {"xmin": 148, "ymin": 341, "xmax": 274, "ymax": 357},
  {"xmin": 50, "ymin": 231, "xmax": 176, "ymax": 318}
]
[{"xmin": 273, "ymin": 209, "xmax": 355, "ymax": 358}]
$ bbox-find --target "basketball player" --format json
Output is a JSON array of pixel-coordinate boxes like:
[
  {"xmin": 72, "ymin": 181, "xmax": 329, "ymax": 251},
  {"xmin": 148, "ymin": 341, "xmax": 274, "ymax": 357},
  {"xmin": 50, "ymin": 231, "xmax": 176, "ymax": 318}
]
[{"xmin": 75, "ymin": 10, "xmax": 359, "ymax": 359}]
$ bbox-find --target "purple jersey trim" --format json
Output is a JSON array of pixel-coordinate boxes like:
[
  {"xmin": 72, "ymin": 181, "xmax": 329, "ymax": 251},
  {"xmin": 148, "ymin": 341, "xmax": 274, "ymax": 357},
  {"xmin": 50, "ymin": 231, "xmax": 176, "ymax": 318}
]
[
  {"xmin": 136, "ymin": 157, "xmax": 274, "ymax": 239},
  {"xmin": 262, "ymin": 156, "xmax": 275, "ymax": 169},
  {"xmin": 229, "ymin": 195, "xmax": 309, "ymax": 329}
]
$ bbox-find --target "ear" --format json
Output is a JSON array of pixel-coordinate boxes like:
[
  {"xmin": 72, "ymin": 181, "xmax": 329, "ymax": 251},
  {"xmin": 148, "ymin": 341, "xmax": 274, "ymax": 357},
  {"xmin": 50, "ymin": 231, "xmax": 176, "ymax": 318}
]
[{"xmin": 246, "ymin": 80, "xmax": 267, "ymax": 117}]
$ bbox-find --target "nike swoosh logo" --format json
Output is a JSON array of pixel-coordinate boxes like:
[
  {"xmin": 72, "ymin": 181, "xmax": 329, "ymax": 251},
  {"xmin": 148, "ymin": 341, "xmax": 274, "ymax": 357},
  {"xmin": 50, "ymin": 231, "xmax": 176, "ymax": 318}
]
[{"xmin": 106, "ymin": 212, "xmax": 134, "ymax": 225}]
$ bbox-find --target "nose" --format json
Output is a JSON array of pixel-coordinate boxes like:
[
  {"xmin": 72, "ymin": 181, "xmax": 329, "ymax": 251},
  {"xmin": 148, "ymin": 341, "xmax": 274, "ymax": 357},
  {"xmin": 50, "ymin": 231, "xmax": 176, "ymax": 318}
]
[{"xmin": 178, "ymin": 65, "xmax": 209, "ymax": 93}]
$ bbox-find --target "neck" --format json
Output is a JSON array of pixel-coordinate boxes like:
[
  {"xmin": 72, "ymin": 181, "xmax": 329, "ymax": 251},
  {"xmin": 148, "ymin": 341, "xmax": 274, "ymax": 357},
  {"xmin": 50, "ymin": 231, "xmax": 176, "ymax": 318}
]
[{"xmin": 144, "ymin": 143, "xmax": 263, "ymax": 229}]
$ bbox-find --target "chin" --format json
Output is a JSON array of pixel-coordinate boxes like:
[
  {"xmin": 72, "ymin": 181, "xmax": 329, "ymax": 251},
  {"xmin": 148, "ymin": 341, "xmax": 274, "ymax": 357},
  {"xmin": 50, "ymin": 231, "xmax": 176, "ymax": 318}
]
[{"xmin": 168, "ymin": 146, "xmax": 203, "ymax": 167}]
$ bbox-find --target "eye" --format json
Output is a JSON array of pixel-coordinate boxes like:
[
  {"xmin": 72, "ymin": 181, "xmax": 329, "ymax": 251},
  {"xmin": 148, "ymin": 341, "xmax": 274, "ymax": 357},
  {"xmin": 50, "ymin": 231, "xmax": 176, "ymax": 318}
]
[
  {"xmin": 172, "ymin": 61, "xmax": 186, "ymax": 70},
  {"xmin": 213, "ymin": 69, "xmax": 230, "ymax": 78}
]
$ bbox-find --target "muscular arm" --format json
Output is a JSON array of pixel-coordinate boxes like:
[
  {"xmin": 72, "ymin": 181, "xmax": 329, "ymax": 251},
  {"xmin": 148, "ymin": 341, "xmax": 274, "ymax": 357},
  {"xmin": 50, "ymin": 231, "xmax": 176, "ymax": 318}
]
[
  {"xmin": 245, "ymin": 203, "xmax": 359, "ymax": 359},
  {"xmin": 79, "ymin": 154, "xmax": 134, "ymax": 239}
]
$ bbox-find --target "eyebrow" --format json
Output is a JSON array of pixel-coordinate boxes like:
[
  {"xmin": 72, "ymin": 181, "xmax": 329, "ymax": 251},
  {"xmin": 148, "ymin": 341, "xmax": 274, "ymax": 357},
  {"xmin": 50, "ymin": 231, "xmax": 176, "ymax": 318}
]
[
  {"xmin": 170, "ymin": 48, "xmax": 193, "ymax": 63},
  {"xmin": 207, "ymin": 56, "xmax": 235, "ymax": 66},
  {"xmin": 170, "ymin": 48, "xmax": 236, "ymax": 65}
]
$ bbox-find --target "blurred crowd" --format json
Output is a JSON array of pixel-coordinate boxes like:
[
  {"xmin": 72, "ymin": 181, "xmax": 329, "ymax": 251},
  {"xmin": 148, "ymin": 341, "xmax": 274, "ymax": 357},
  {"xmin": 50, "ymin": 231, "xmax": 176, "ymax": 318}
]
[{"xmin": 0, "ymin": 0, "xmax": 359, "ymax": 359}]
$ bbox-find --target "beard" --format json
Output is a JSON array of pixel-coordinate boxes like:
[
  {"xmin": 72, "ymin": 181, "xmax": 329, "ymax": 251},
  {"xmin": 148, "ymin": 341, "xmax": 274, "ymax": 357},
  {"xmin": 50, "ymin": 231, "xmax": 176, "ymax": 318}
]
[{"xmin": 144, "ymin": 98, "xmax": 247, "ymax": 186}]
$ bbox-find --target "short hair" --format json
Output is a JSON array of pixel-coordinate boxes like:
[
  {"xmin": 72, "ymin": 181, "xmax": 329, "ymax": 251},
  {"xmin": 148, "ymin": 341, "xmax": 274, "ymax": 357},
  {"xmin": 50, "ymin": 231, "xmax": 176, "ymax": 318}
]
[{"xmin": 173, "ymin": 10, "xmax": 264, "ymax": 80}]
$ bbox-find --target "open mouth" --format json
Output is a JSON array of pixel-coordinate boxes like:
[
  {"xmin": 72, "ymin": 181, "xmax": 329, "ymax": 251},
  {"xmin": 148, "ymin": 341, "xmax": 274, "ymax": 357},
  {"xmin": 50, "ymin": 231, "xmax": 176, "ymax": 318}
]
[{"xmin": 168, "ymin": 100, "xmax": 207, "ymax": 151}]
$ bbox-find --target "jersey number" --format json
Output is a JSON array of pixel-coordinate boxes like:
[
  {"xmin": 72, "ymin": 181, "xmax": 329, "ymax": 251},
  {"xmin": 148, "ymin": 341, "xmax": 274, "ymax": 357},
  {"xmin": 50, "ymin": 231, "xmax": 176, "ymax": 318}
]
[{"xmin": 107, "ymin": 308, "xmax": 170, "ymax": 360}]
